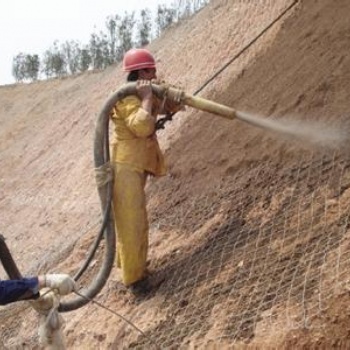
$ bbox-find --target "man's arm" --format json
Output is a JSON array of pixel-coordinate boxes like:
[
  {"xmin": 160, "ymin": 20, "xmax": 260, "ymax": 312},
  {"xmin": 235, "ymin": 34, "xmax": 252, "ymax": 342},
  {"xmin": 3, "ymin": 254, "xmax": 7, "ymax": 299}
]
[
  {"xmin": 0, "ymin": 274, "xmax": 76, "ymax": 306},
  {"xmin": 0, "ymin": 277, "xmax": 39, "ymax": 305}
]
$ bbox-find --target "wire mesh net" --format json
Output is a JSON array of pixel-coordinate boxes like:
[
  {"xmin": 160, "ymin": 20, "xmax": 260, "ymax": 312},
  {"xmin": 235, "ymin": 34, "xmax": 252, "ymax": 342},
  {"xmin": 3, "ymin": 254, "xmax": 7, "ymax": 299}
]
[
  {"xmin": 106, "ymin": 0, "xmax": 350, "ymax": 348},
  {"xmin": 109, "ymin": 148, "xmax": 347, "ymax": 348}
]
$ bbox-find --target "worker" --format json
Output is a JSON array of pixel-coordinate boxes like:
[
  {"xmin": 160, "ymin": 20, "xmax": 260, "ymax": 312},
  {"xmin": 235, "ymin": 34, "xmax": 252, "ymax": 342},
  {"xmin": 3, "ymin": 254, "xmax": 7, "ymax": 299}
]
[
  {"xmin": 0, "ymin": 274, "xmax": 76, "ymax": 305},
  {"xmin": 110, "ymin": 48, "xmax": 181, "ymax": 295}
]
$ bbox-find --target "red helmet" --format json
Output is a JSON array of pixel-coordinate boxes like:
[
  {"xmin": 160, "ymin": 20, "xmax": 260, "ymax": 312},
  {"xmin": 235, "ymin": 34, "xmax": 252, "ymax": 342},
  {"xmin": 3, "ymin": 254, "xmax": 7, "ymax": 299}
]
[{"xmin": 122, "ymin": 48, "xmax": 156, "ymax": 72}]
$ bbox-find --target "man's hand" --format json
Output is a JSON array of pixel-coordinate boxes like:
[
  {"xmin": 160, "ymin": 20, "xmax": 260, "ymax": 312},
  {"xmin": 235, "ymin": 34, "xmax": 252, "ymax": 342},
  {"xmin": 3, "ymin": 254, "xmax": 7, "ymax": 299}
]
[
  {"xmin": 136, "ymin": 80, "xmax": 153, "ymax": 100},
  {"xmin": 137, "ymin": 80, "xmax": 153, "ymax": 115},
  {"xmin": 45, "ymin": 274, "xmax": 76, "ymax": 295}
]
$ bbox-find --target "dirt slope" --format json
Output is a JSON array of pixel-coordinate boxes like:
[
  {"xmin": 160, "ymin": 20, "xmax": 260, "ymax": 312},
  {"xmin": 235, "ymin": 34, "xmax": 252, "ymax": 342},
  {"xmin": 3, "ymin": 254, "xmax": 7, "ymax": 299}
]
[{"xmin": 1, "ymin": 0, "xmax": 350, "ymax": 348}]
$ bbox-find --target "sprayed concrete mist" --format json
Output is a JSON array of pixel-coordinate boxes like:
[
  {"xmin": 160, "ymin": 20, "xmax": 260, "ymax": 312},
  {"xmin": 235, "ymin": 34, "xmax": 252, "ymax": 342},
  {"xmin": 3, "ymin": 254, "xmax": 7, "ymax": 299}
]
[{"xmin": 236, "ymin": 111, "xmax": 348, "ymax": 149}]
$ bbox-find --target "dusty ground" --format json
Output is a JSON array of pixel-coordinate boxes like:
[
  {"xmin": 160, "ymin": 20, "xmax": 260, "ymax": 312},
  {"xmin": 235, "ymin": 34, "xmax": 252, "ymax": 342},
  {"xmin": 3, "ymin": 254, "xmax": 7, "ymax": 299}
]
[{"xmin": 1, "ymin": 0, "xmax": 350, "ymax": 348}]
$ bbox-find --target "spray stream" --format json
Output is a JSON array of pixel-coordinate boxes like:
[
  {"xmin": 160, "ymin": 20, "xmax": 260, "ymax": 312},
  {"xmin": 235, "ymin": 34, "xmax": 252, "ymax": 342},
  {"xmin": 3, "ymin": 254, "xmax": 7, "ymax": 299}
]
[
  {"xmin": 235, "ymin": 111, "xmax": 348, "ymax": 149},
  {"xmin": 163, "ymin": 85, "xmax": 347, "ymax": 149}
]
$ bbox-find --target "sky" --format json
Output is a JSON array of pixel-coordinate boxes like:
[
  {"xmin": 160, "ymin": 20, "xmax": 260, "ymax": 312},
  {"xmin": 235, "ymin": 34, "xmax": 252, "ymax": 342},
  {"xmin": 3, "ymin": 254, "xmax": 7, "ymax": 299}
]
[{"xmin": 0, "ymin": 0, "xmax": 174, "ymax": 85}]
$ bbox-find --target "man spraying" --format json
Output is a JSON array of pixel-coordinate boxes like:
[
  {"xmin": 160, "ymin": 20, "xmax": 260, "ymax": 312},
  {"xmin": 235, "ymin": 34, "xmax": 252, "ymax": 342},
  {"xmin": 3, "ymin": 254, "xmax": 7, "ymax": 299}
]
[{"xmin": 110, "ymin": 48, "xmax": 180, "ymax": 295}]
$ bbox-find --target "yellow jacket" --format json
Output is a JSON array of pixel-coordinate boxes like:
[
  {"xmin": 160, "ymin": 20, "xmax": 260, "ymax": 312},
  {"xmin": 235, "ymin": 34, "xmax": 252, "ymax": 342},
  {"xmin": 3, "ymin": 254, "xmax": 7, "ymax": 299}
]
[{"xmin": 110, "ymin": 95, "xmax": 166, "ymax": 176}]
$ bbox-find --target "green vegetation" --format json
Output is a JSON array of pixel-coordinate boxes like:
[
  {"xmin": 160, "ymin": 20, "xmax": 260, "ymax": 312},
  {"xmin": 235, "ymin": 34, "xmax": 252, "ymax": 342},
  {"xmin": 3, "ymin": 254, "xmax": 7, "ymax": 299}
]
[{"xmin": 12, "ymin": 0, "xmax": 209, "ymax": 82}]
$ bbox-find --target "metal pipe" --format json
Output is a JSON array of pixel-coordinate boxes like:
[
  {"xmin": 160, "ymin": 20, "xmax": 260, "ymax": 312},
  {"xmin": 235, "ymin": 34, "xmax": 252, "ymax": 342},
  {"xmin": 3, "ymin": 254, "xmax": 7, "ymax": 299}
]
[
  {"xmin": 156, "ymin": 84, "xmax": 238, "ymax": 130},
  {"xmin": 183, "ymin": 93, "xmax": 236, "ymax": 120},
  {"xmin": 164, "ymin": 85, "xmax": 237, "ymax": 120}
]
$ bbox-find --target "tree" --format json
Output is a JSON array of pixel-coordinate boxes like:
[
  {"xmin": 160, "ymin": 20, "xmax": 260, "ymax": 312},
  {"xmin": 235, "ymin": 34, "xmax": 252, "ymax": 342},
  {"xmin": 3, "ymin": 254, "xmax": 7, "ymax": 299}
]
[
  {"xmin": 117, "ymin": 12, "xmax": 136, "ymax": 56},
  {"xmin": 42, "ymin": 42, "xmax": 67, "ymax": 78},
  {"xmin": 89, "ymin": 32, "xmax": 107, "ymax": 70},
  {"xmin": 155, "ymin": 5, "xmax": 176, "ymax": 36},
  {"xmin": 105, "ymin": 16, "xmax": 118, "ymax": 63},
  {"xmin": 137, "ymin": 9, "xmax": 152, "ymax": 47},
  {"xmin": 12, "ymin": 53, "xmax": 40, "ymax": 82},
  {"xmin": 78, "ymin": 46, "xmax": 92, "ymax": 72},
  {"xmin": 12, "ymin": 53, "xmax": 26, "ymax": 82},
  {"xmin": 61, "ymin": 40, "xmax": 80, "ymax": 75},
  {"xmin": 175, "ymin": 0, "xmax": 210, "ymax": 21},
  {"xmin": 24, "ymin": 54, "xmax": 40, "ymax": 81}
]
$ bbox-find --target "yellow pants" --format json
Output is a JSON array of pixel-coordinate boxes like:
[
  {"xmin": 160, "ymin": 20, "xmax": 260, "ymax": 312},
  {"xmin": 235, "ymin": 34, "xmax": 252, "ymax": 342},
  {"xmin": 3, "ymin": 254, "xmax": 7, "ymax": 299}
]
[{"xmin": 113, "ymin": 163, "xmax": 149, "ymax": 286}]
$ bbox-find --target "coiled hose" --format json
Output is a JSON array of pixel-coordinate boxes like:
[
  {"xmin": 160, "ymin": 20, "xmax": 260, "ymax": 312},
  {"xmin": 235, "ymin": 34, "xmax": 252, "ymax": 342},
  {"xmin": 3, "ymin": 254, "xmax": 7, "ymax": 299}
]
[
  {"xmin": 60, "ymin": 83, "xmax": 170, "ymax": 311},
  {"xmin": 0, "ymin": 83, "xmax": 168, "ymax": 312}
]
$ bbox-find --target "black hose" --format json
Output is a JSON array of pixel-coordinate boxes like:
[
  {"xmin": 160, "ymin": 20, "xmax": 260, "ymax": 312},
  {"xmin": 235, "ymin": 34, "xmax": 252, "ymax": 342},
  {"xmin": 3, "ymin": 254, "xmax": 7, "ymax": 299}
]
[
  {"xmin": 58, "ymin": 89, "xmax": 116, "ymax": 312},
  {"xmin": 58, "ymin": 83, "xmax": 167, "ymax": 312},
  {"xmin": 0, "ymin": 234, "xmax": 22, "ymax": 280},
  {"xmin": 72, "ymin": 108, "xmax": 114, "ymax": 282},
  {"xmin": 0, "ymin": 84, "xmax": 166, "ymax": 312},
  {"xmin": 72, "ymin": 180, "xmax": 113, "ymax": 282}
]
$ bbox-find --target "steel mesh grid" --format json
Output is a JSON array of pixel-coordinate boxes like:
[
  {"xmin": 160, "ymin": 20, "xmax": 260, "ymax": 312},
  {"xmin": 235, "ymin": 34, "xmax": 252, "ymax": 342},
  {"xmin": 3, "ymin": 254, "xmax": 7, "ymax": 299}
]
[{"xmin": 123, "ymin": 149, "xmax": 350, "ymax": 349}]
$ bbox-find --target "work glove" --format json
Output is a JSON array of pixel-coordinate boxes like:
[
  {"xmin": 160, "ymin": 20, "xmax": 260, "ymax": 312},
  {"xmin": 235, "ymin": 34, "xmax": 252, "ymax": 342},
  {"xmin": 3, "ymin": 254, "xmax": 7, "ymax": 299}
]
[{"xmin": 45, "ymin": 274, "xmax": 76, "ymax": 295}]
